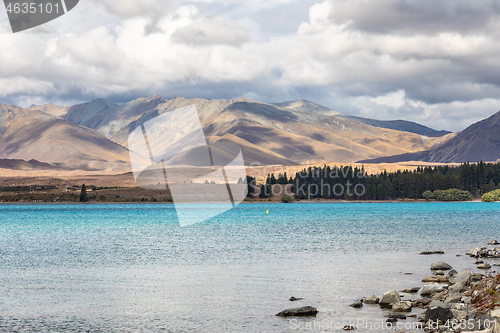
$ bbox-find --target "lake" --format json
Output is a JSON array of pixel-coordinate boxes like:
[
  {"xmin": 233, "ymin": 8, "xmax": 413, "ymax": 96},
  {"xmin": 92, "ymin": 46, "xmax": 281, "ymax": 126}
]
[{"xmin": 0, "ymin": 202, "xmax": 499, "ymax": 332}]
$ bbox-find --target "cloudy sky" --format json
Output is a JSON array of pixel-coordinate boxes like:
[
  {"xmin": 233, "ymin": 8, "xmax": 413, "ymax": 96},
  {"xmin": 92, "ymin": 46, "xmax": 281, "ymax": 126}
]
[{"xmin": 1, "ymin": 0, "xmax": 500, "ymax": 131}]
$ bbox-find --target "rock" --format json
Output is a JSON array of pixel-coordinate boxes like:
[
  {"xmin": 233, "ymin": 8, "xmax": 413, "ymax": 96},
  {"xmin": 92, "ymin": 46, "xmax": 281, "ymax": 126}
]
[
  {"xmin": 428, "ymin": 300, "xmax": 454, "ymax": 309},
  {"xmin": 448, "ymin": 279, "xmax": 468, "ymax": 293},
  {"xmin": 364, "ymin": 295, "xmax": 380, "ymax": 304},
  {"xmin": 379, "ymin": 290, "xmax": 401, "ymax": 308},
  {"xmin": 471, "ymin": 273, "xmax": 482, "ymax": 281},
  {"xmin": 478, "ymin": 263, "xmax": 491, "ymax": 269},
  {"xmin": 467, "ymin": 246, "xmax": 487, "ymax": 257},
  {"xmin": 387, "ymin": 313, "xmax": 407, "ymax": 319},
  {"xmin": 420, "ymin": 251, "xmax": 445, "ymax": 255},
  {"xmin": 386, "ymin": 318, "xmax": 397, "ymax": 323},
  {"xmin": 491, "ymin": 309, "xmax": 500, "ymax": 318},
  {"xmin": 452, "ymin": 309, "xmax": 468, "ymax": 321},
  {"xmin": 448, "ymin": 269, "xmax": 458, "ymax": 276},
  {"xmin": 431, "ymin": 261, "xmax": 453, "ymax": 270},
  {"xmin": 392, "ymin": 301, "xmax": 412, "ymax": 312},
  {"xmin": 488, "ymin": 239, "xmax": 500, "ymax": 245},
  {"xmin": 422, "ymin": 276, "xmax": 450, "ymax": 283},
  {"xmin": 476, "ymin": 259, "xmax": 485, "ymax": 264},
  {"xmin": 401, "ymin": 287, "xmax": 420, "ymax": 293},
  {"xmin": 451, "ymin": 309, "xmax": 467, "ymax": 320},
  {"xmin": 289, "ymin": 296, "xmax": 303, "ymax": 301},
  {"xmin": 449, "ymin": 271, "xmax": 471, "ymax": 285},
  {"xmin": 445, "ymin": 293, "xmax": 463, "ymax": 303},
  {"xmin": 425, "ymin": 306, "xmax": 454, "ymax": 323},
  {"xmin": 350, "ymin": 300, "xmax": 363, "ymax": 308},
  {"xmin": 412, "ymin": 298, "xmax": 432, "ymax": 307},
  {"xmin": 276, "ymin": 306, "xmax": 318, "ymax": 317},
  {"xmin": 434, "ymin": 270, "xmax": 445, "ymax": 276},
  {"xmin": 419, "ymin": 283, "xmax": 448, "ymax": 296},
  {"xmin": 461, "ymin": 296, "xmax": 472, "ymax": 304},
  {"xmin": 342, "ymin": 325, "xmax": 356, "ymax": 330},
  {"xmin": 431, "ymin": 290, "xmax": 449, "ymax": 301}
]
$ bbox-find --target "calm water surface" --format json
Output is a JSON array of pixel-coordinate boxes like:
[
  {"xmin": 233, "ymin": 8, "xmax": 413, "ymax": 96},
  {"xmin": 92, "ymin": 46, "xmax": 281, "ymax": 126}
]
[{"xmin": 0, "ymin": 202, "xmax": 499, "ymax": 332}]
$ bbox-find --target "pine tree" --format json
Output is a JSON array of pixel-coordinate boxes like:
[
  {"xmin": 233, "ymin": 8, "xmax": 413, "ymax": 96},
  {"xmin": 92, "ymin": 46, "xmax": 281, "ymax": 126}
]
[{"xmin": 79, "ymin": 184, "xmax": 88, "ymax": 202}]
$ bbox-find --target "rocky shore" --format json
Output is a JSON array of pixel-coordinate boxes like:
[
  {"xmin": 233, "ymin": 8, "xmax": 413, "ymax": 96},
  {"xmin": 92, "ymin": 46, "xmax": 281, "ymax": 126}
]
[
  {"xmin": 276, "ymin": 242, "xmax": 500, "ymax": 333},
  {"xmin": 356, "ymin": 244, "xmax": 500, "ymax": 333}
]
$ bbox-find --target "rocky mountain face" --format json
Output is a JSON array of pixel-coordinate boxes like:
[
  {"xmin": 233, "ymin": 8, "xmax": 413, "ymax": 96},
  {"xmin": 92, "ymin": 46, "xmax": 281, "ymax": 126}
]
[
  {"xmin": 359, "ymin": 110, "xmax": 500, "ymax": 163},
  {"xmin": 0, "ymin": 104, "xmax": 131, "ymax": 171}
]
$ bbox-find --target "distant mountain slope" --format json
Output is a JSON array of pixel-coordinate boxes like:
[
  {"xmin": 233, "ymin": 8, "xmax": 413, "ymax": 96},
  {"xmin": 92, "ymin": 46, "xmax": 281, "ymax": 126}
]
[
  {"xmin": 107, "ymin": 97, "xmax": 448, "ymax": 165},
  {"xmin": 0, "ymin": 158, "xmax": 63, "ymax": 170},
  {"xmin": 29, "ymin": 95, "xmax": 167, "ymax": 138},
  {"xmin": 340, "ymin": 115, "xmax": 451, "ymax": 137},
  {"xmin": 0, "ymin": 104, "xmax": 133, "ymax": 170},
  {"xmin": 358, "ymin": 111, "xmax": 500, "ymax": 163},
  {"xmin": 273, "ymin": 99, "xmax": 343, "ymax": 117},
  {"xmin": 22, "ymin": 96, "xmax": 458, "ymax": 167},
  {"xmin": 276, "ymin": 100, "xmax": 450, "ymax": 137}
]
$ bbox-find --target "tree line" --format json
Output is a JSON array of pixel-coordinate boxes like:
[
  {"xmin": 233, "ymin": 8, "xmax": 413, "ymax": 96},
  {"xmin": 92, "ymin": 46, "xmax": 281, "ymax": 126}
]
[{"xmin": 248, "ymin": 162, "xmax": 500, "ymax": 200}]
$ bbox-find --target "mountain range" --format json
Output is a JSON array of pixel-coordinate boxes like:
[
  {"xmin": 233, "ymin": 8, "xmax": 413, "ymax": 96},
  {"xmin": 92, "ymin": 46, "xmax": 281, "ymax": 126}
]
[
  {"xmin": 359, "ymin": 110, "xmax": 500, "ymax": 164},
  {"xmin": 0, "ymin": 96, "xmax": 497, "ymax": 172}
]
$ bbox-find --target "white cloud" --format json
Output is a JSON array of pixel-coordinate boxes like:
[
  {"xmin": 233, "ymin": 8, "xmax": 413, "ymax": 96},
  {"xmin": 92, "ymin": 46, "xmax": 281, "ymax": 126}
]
[{"xmin": 1, "ymin": 0, "xmax": 500, "ymax": 131}]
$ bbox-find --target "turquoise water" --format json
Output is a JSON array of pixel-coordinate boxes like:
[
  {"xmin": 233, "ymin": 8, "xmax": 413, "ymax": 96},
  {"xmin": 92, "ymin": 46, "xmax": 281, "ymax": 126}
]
[{"xmin": 0, "ymin": 203, "xmax": 499, "ymax": 332}]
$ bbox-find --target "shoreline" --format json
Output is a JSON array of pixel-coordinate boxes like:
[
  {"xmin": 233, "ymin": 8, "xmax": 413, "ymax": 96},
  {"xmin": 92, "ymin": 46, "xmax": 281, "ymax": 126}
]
[
  {"xmin": 0, "ymin": 199, "xmax": 488, "ymax": 205},
  {"xmin": 345, "ymin": 244, "xmax": 500, "ymax": 333}
]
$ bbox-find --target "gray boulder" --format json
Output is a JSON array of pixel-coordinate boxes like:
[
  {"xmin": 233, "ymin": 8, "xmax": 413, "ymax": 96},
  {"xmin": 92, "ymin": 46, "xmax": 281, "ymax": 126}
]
[
  {"xmin": 430, "ymin": 261, "xmax": 453, "ymax": 270},
  {"xmin": 444, "ymin": 293, "xmax": 463, "ymax": 303},
  {"xmin": 419, "ymin": 283, "xmax": 447, "ymax": 296},
  {"xmin": 392, "ymin": 301, "xmax": 412, "ymax": 312},
  {"xmin": 451, "ymin": 309, "xmax": 468, "ymax": 321},
  {"xmin": 387, "ymin": 313, "xmax": 407, "ymax": 319},
  {"xmin": 428, "ymin": 300, "xmax": 454, "ymax": 309},
  {"xmin": 420, "ymin": 251, "xmax": 444, "ymax": 255},
  {"xmin": 471, "ymin": 273, "xmax": 482, "ymax": 282},
  {"xmin": 350, "ymin": 300, "xmax": 363, "ymax": 308},
  {"xmin": 379, "ymin": 290, "xmax": 401, "ymax": 308},
  {"xmin": 448, "ymin": 279, "xmax": 467, "ymax": 293},
  {"xmin": 449, "ymin": 271, "xmax": 471, "ymax": 284},
  {"xmin": 364, "ymin": 295, "xmax": 380, "ymax": 304},
  {"xmin": 276, "ymin": 306, "xmax": 318, "ymax": 317},
  {"xmin": 401, "ymin": 287, "xmax": 420, "ymax": 293},
  {"xmin": 425, "ymin": 306, "xmax": 453, "ymax": 323},
  {"xmin": 422, "ymin": 275, "xmax": 449, "ymax": 283},
  {"xmin": 466, "ymin": 246, "xmax": 487, "ymax": 257}
]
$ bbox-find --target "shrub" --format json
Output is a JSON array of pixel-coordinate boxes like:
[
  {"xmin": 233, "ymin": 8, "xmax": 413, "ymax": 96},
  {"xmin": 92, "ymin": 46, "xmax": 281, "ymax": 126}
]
[
  {"xmin": 280, "ymin": 194, "xmax": 293, "ymax": 203},
  {"xmin": 482, "ymin": 189, "xmax": 500, "ymax": 202},
  {"xmin": 422, "ymin": 188, "xmax": 472, "ymax": 201},
  {"xmin": 422, "ymin": 190, "xmax": 433, "ymax": 201}
]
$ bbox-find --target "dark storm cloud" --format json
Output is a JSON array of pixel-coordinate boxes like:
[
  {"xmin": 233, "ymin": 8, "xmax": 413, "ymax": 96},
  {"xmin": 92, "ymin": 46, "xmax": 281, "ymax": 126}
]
[{"xmin": 329, "ymin": 0, "xmax": 500, "ymax": 35}]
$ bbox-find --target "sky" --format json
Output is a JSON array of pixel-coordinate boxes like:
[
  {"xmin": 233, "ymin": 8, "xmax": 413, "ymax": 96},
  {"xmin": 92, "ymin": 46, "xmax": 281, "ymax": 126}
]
[{"xmin": 1, "ymin": 0, "xmax": 500, "ymax": 132}]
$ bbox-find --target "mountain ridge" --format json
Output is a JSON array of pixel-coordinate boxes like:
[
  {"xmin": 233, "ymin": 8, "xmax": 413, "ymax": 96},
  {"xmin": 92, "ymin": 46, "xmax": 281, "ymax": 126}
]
[
  {"xmin": 358, "ymin": 110, "xmax": 500, "ymax": 163},
  {"xmin": 7, "ymin": 96, "xmax": 496, "ymax": 170}
]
